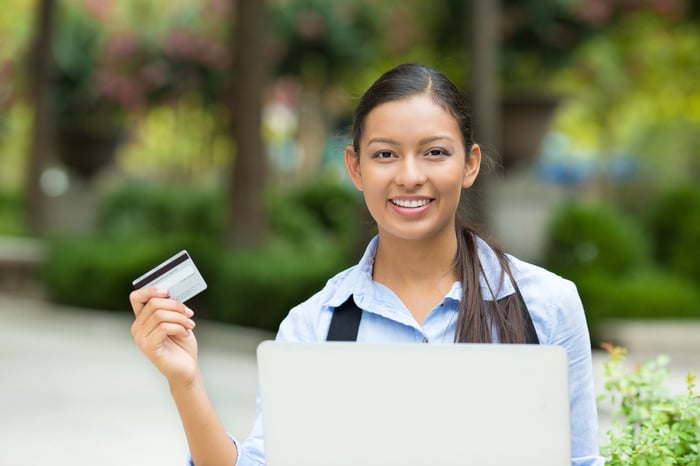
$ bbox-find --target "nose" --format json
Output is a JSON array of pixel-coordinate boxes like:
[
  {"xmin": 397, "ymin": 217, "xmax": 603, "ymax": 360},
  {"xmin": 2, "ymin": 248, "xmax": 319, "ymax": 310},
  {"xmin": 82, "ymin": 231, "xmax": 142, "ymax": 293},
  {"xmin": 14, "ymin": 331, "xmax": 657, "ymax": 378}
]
[{"xmin": 395, "ymin": 156, "xmax": 427, "ymax": 187}]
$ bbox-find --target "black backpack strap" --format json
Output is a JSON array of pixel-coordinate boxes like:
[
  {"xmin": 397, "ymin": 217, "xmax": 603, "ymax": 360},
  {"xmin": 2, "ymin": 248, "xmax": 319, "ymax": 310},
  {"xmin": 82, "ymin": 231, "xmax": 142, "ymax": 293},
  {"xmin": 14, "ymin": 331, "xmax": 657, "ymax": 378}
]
[
  {"xmin": 514, "ymin": 284, "xmax": 540, "ymax": 345},
  {"xmin": 326, "ymin": 296, "xmax": 362, "ymax": 341},
  {"xmin": 326, "ymin": 286, "xmax": 539, "ymax": 344}
]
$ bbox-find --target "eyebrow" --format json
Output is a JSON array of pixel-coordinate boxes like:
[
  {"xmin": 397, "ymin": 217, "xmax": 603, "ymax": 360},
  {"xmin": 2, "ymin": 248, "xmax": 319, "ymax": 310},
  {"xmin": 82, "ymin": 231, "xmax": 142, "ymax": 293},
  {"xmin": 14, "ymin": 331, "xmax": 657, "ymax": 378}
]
[{"xmin": 366, "ymin": 135, "xmax": 455, "ymax": 146}]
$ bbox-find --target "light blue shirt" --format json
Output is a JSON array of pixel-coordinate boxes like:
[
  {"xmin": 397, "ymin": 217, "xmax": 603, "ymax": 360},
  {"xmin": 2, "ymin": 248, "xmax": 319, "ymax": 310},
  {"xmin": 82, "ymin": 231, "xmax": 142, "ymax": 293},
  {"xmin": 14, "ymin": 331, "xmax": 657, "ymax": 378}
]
[{"xmin": 193, "ymin": 235, "xmax": 604, "ymax": 466}]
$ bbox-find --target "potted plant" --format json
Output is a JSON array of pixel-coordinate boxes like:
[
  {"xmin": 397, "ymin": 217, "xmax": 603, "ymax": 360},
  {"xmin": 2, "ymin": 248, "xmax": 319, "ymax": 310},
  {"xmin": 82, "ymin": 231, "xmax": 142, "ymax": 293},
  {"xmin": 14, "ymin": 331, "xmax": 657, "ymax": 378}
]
[
  {"xmin": 497, "ymin": 0, "xmax": 599, "ymax": 170},
  {"xmin": 50, "ymin": 1, "xmax": 231, "ymax": 180},
  {"xmin": 51, "ymin": 3, "xmax": 125, "ymax": 179}
]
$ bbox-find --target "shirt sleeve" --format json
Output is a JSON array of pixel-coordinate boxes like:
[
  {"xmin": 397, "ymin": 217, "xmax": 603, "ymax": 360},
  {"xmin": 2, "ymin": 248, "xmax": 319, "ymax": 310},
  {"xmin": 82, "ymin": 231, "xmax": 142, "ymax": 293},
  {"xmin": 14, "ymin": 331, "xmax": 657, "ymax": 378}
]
[
  {"xmin": 200, "ymin": 291, "xmax": 329, "ymax": 466},
  {"xmin": 549, "ymin": 279, "xmax": 605, "ymax": 466}
]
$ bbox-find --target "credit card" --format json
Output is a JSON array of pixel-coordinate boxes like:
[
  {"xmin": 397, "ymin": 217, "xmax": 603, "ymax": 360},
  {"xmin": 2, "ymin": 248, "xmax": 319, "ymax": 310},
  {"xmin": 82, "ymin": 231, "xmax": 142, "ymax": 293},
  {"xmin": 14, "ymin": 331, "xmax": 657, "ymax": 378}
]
[{"xmin": 132, "ymin": 250, "xmax": 207, "ymax": 303}]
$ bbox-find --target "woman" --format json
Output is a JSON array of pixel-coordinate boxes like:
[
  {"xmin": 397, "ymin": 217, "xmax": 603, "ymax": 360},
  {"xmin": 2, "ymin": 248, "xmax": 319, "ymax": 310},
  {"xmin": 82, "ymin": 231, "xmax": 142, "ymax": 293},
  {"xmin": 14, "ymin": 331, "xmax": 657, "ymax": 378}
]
[{"xmin": 130, "ymin": 63, "xmax": 603, "ymax": 465}]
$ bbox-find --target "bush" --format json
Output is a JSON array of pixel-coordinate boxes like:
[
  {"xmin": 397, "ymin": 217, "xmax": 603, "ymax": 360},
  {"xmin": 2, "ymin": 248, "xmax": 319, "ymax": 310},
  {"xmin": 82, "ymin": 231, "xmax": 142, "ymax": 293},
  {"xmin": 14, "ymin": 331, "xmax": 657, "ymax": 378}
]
[
  {"xmin": 578, "ymin": 271, "xmax": 700, "ymax": 324},
  {"xmin": 543, "ymin": 202, "xmax": 650, "ymax": 282},
  {"xmin": 645, "ymin": 184, "xmax": 700, "ymax": 284},
  {"xmin": 543, "ymin": 202, "xmax": 700, "ymax": 342},
  {"xmin": 0, "ymin": 190, "xmax": 25, "ymax": 236},
  {"xmin": 266, "ymin": 179, "xmax": 366, "ymax": 258},
  {"xmin": 42, "ymin": 235, "xmax": 183, "ymax": 311},
  {"xmin": 42, "ymin": 179, "xmax": 365, "ymax": 331},
  {"xmin": 208, "ymin": 241, "xmax": 349, "ymax": 331},
  {"xmin": 599, "ymin": 345, "xmax": 699, "ymax": 465},
  {"xmin": 95, "ymin": 182, "xmax": 225, "ymax": 240}
]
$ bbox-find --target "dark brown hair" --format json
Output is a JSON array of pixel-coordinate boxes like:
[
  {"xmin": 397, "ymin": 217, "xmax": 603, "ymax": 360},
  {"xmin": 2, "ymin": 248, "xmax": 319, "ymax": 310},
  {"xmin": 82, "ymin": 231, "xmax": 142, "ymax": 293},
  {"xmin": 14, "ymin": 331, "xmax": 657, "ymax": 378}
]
[{"xmin": 351, "ymin": 63, "xmax": 530, "ymax": 344}]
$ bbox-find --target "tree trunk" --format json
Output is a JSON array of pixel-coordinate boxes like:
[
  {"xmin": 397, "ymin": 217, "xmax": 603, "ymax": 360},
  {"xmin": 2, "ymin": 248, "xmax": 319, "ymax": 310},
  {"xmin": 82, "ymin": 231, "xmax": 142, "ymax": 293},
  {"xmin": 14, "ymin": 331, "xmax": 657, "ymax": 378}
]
[
  {"xmin": 227, "ymin": 0, "xmax": 269, "ymax": 248},
  {"xmin": 465, "ymin": 0, "xmax": 501, "ymax": 229},
  {"xmin": 24, "ymin": 0, "xmax": 56, "ymax": 235},
  {"xmin": 296, "ymin": 59, "xmax": 327, "ymax": 181}
]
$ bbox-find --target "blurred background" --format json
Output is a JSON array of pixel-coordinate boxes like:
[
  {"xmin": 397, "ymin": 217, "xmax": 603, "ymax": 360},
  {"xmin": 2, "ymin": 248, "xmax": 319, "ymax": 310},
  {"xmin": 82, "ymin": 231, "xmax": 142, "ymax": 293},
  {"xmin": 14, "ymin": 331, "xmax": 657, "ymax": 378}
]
[
  {"xmin": 1, "ymin": 0, "xmax": 699, "ymax": 464},
  {"xmin": 2, "ymin": 0, "xmax": 698, "ymax": 339}
]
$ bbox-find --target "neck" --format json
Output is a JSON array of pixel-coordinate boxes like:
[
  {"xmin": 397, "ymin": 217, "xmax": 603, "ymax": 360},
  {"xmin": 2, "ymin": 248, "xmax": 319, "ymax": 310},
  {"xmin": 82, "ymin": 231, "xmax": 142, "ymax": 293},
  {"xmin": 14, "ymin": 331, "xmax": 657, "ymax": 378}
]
[{"xmin": 373, "ymin": 229, "xmax": 459, "ymax": 287}]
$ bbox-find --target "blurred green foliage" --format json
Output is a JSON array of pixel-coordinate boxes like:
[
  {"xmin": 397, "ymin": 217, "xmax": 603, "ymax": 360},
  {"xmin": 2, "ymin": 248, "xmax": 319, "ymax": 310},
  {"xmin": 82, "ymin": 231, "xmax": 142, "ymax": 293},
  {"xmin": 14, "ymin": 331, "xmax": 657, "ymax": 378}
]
[
  {"xmin": 95, "ymin": 183, "xmax": 225, "ymax": 240},
  {"xmin": 644, "ymin": 184, "xmax": 700, "ymax": 285},
  {"xmin": 0, "ymin": 190, "xmax": 25, "ymax": 236},
  {"xmin": 544, "ymin": 185, "xmax": 700, "ymax": 342},
  {"xmin": 0, "ymin": 103, "xmax": 30, "ymax": 191},
  {"xmin": 544, "ymin": 202, "xmax": 650, "ymax": 279},
  {"xmin": 42, "ymin": 179, "xmax": 366, "ymax": 331},
  {"xmin": 208, "ymin": 243, "xmax": 347, "ymax": 330},
  {"xmin": 43, "ymin": 234, "xmax": 192, "ymax": 312},
  {"xmin": 553, "ymin": 11, "xmax": 700, "ymax": 183},
  {"xmin": 599, "ymin": 346, "xmax": 700, "ymax": 465},
  {"xmin": 1, "ymin": 0, "xmax": 698, "ymax": 336},
  {"xmin": 49, "ymin": 0, "xmax": 232, "ymax": 134},
  {"xmin": 116, "ymin": 96, "xmax": 233, "ymax": 184},
  {"xmin": 271, "ymin": 0, "xmax": 381, "ymax": 81}
]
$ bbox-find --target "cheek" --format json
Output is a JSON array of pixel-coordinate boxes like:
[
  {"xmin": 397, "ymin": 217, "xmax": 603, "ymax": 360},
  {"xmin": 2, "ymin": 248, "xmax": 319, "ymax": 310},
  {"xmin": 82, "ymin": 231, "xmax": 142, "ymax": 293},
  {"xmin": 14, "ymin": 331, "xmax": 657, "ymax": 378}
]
[{"xmin": 436, "ymin": 165, "xmax": 468, "ymax": 191}]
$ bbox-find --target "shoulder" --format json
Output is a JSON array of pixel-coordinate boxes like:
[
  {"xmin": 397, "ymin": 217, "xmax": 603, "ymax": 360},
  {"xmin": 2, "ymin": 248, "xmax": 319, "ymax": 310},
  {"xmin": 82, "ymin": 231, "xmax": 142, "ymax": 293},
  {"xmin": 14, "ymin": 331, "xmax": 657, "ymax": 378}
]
[
  {"xmin": 275, "ymin": 263, "xmax": 361, "ymax": 342},
  {"xmin": 507, "ymin": 254, "xmax": 588, "ymax": 345},
  {"xmin": 508, "ymin": 254, "xmax": 579, "ymax": 302},
  {"xmin": 276, "ymin": 237, "xmax": 378, "ymax": 341}
]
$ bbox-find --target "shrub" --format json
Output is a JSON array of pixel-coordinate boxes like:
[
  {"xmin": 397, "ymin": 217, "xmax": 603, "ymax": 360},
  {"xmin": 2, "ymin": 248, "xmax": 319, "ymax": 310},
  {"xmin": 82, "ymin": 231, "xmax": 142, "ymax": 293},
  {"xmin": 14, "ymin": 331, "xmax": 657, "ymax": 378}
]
[
  {"xmin": 543, "ymin": 202, "xmax": 650, "ymax": 282},
  {"xmin": 577, "ymin": 271, "xmax": 700, "ymax": 343},
  {"xmin": 645, "ymin": 184, "xmax": 700, "ymax": 284},
  {"xmin": 543, "ymin": 202, "xmax": 700, "ymax": 343},
  {"xmin": 599, "ymin": 345, "xmax": 699, "ymax": 465},
  {"xmin": 208, "ymin": 241, "xmax": 349, "ymax": 331},
  {"xmin": 42, "ymin": 235, "xmax": 183, "ymax": 311},
  {"xmin": 0, "ymin": 190, "xmax": 25, "ymax": 236},
  {"xmin": 42, "ymin": 179, "xmax": 364, "ymax": 331},
  {"xmin": 266, "ymin": 179, "xmax": 366, "ymax": 259},
  {"xmin": 95, "ymin": 182, "xmax": 225, "ymax": 240}
]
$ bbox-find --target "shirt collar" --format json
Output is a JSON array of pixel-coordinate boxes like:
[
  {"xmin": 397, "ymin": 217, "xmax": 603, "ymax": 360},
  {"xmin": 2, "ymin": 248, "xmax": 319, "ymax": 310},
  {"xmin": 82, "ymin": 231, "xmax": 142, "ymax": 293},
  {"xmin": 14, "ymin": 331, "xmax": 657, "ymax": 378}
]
[
  {"xmin": 325, "ymin": 235, "xmax": 379, "ymax": 309},
  {"xmin": 326, "ymin": 234, "xmax": 515, "ymax": 309}
]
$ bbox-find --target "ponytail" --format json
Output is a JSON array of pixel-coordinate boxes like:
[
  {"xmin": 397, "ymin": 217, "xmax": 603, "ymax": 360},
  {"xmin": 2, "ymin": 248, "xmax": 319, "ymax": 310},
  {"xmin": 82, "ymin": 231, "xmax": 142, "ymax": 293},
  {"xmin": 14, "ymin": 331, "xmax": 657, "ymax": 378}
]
[{"xmin": 453, "ymin": 224, "xmax": 530, "ymax": 343}]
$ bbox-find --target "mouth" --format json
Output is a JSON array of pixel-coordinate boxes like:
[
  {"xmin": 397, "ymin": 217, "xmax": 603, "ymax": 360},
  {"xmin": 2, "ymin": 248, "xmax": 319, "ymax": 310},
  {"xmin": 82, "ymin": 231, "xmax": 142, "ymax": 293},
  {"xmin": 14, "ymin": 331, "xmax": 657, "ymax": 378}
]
[{"xmin": 389, "ymin": 198, "xmax": 432, "ymax": 208}]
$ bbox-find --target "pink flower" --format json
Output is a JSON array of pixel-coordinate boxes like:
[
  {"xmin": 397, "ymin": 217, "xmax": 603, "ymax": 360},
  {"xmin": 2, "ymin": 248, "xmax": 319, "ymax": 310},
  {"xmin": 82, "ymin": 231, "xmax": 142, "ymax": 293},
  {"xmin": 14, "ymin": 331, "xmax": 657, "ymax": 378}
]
[{"xmin": 81, "ymin": 0, "xmax": 116, "ymax": 22}]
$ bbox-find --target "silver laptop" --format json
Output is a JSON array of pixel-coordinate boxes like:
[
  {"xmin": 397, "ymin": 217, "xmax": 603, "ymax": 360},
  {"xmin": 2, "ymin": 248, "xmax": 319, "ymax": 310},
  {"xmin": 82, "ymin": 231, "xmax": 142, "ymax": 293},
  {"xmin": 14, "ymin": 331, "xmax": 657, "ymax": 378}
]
[{"xmin": 257, "ymin": 341, "xmax": 570, "ymax": 466}]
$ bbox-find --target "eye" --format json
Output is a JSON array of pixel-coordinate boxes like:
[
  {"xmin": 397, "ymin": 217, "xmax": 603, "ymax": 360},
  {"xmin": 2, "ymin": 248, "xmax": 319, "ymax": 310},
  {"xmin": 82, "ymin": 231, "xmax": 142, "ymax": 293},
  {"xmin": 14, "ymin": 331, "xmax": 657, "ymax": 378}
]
[
  {"xmin": 426, "ymin": 148, "xmax": 450, "ymax": 157},
  {"xmin": 372, "ymin": 150, "xmax": 395, "ymax": 159}
]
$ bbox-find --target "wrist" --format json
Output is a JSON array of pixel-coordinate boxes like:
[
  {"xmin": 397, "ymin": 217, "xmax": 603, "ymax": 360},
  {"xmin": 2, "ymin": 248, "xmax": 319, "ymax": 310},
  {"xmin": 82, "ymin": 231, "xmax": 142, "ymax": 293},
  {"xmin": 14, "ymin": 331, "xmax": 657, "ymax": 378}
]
[{"xmin": 168, "ymin": 369, "xmax": 203, "ymax": 396}]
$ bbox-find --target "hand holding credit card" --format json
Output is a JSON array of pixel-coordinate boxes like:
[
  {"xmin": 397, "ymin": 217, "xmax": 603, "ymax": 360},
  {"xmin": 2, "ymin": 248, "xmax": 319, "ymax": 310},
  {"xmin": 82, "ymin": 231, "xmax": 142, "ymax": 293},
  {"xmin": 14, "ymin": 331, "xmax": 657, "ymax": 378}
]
[{"xmin": 132, "ymin": 250, "xmax": 207, "ymax": 302}]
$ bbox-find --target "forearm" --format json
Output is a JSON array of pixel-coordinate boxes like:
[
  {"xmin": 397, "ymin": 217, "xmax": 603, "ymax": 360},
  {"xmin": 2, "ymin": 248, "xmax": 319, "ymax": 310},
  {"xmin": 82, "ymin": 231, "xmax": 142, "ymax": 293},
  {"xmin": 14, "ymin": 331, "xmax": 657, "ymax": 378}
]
[{"xmin": 170, "ymin": 372, "xmax": 238, "ymax": 466}]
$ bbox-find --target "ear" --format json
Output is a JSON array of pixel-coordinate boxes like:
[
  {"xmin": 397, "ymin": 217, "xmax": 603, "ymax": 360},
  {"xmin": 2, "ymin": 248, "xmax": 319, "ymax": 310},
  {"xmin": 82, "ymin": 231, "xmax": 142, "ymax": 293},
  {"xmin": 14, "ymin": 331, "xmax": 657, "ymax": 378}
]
[
  {"xmin": 344, "ymin": 145, "xmax": 363, "ymax": 192},
  {"xmin": 462, "ymin": 144, "xmax": 482, "ymax": 189}
]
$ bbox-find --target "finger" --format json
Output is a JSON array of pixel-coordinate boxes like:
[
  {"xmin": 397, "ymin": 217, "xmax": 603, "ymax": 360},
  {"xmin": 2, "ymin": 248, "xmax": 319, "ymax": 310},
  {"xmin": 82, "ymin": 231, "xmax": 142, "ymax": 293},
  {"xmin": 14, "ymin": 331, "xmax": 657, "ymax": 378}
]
[
  {"xmin": 140, "ymin": 308, "xmax": 196, "ymax": 340},
  {"xmin": 131, "ymin": 299, "xmax": 193, "ymax": 340},
  {"xmin": 130, "ymin": 287, "xmax": 170, "ymax": 316},
  {"xmin": 138, "ymin": 322, "xmax": 192, "ymax": 351},
  {"xmin": 133, "ymin": 297, "xmax": 193, "ymax": 330}
]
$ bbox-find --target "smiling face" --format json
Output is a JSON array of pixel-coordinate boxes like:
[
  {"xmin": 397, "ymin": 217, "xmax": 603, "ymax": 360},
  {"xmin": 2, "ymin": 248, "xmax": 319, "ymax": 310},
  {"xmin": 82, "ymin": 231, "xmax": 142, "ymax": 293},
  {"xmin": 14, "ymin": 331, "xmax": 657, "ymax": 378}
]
[{"xmin": 345, "ymin": 94, "xmax": 481, "ymax": 243}]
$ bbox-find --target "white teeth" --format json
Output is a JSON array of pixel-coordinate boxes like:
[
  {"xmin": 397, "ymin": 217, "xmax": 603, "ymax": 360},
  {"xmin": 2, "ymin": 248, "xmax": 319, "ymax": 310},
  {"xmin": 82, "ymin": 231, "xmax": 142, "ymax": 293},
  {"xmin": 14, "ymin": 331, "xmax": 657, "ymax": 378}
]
[{"xmin": 392, "ymin": 199, "xmax": 430, "ymax": 208}]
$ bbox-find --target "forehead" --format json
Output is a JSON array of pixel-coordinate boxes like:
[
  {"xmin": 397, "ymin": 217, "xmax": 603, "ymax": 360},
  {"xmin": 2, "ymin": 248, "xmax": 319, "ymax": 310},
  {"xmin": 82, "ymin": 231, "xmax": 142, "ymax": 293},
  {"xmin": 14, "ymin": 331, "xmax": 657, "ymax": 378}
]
[{"xmin": 361, "ymin": 95, "xmax": 462, "ymax": 143}]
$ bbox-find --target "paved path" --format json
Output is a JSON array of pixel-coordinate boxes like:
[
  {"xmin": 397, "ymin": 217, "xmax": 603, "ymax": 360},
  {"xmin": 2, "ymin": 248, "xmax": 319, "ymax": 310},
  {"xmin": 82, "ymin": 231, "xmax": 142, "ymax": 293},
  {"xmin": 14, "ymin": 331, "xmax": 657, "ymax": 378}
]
[
  {"xmin": 1, "ymin": 294, "xmax": 698, "ymax": 465},
  {"xmin": 1, "ymin": 294, "xmax": 270, "ymax": 466}
]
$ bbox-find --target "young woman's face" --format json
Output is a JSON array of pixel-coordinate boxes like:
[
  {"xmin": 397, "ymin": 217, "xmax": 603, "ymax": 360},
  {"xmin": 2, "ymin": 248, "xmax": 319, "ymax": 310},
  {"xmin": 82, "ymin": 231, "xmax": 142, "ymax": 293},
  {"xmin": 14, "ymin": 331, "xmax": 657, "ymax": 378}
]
[{"xmin": 345, "ymin": 95, "xmax": 480, "ymax": 243}]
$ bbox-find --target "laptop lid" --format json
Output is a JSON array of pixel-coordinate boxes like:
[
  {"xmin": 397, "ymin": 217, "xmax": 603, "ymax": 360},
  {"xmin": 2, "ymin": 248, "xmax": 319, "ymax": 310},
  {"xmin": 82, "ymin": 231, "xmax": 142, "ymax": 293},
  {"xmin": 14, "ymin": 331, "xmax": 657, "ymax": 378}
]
[{"xmin": 256, "ymin": 341, "xmax": 570, "ymax": 466}]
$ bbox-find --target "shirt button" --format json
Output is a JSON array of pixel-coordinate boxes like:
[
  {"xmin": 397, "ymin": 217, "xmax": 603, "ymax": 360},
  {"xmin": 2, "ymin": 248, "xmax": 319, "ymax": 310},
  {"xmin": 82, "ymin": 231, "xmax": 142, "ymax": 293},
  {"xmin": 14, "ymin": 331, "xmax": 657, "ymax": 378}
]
[{"xmin": 422, "ymin": 337, "xmax": 429, "ymax": 343}]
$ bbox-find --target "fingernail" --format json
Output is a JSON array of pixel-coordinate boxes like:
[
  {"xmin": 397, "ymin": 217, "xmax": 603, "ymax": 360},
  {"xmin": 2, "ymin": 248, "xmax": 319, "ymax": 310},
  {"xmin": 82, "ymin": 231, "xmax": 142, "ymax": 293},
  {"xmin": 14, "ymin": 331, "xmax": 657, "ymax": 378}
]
[
  {"xmin": 185, "ymin": 307, "xmax": 194, "ymax": 317},
  {"xmin": 188, "ymin": 319, "xmax": 196, "ymax": 328},
  {"xmin": 156, "ymin": 288, "xmax": 169, "ymax": 296}
]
